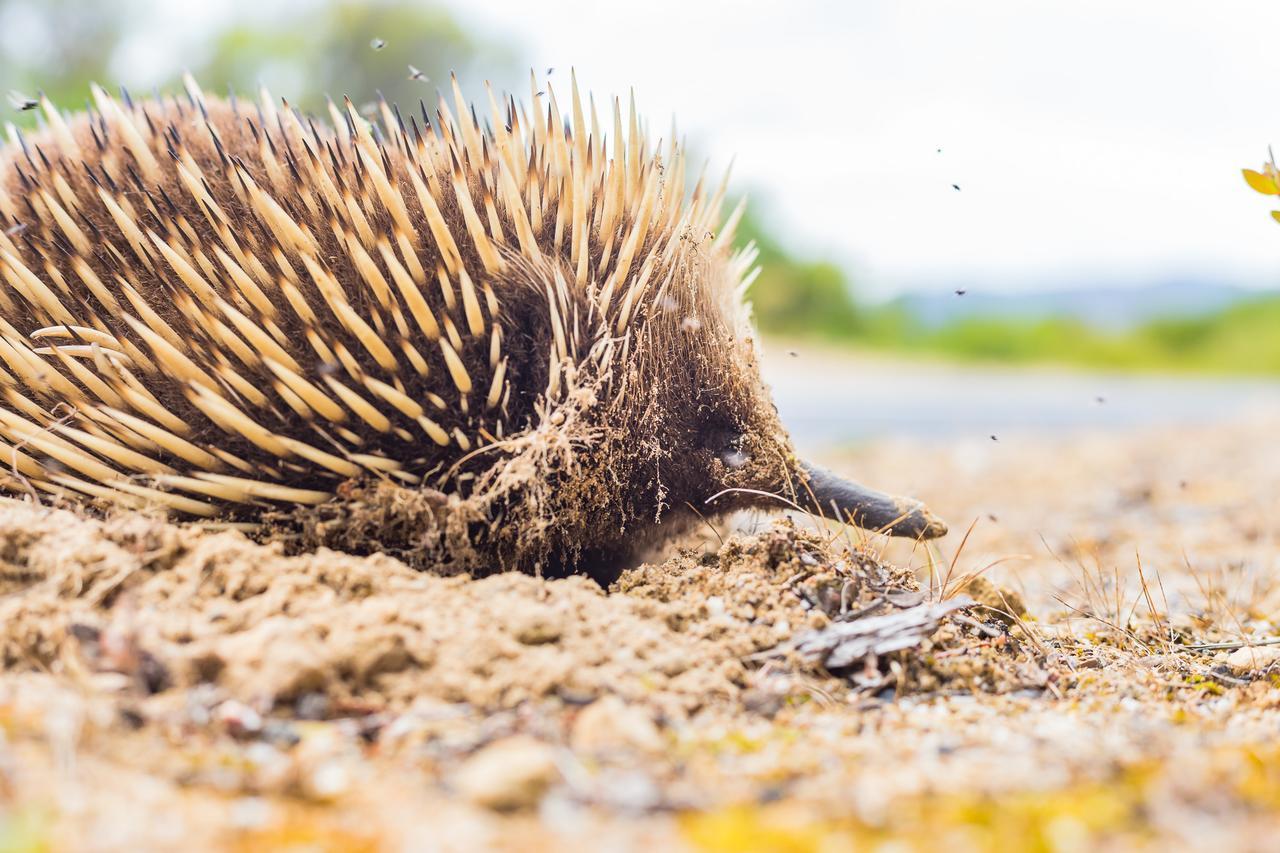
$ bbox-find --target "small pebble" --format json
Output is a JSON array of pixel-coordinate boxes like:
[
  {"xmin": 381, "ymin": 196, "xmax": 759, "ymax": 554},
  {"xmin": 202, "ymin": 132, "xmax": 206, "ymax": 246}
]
[
  {"xmin": 453, "ymin": 736, "xmax": 559, "ymax": 811},
  {"xmin": 510, "ymin": 604, "xmax": 564, "ymax": 645},
  {"xmin": 295, "ymin": 691, "xmax": 331, "ymax": 721},
  {"xmin": 1225, "ymin": 645, "xmax": 1280, "ymax": 674},
  {"xmin": 304, "ymin": 761, "xmax": 351, "ymax": 801},
  {"xmin": 217, "ymin": 700, "xmax": 263, "ymax": 738},
  {"xmin": 571, "ymin": 696, "xmax": 662, "ymax": 754}
]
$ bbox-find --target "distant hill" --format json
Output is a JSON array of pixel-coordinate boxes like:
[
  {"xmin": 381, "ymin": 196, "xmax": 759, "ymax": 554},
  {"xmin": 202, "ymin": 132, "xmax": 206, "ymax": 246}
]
[{"xmin": 891, "ymin": 280, "xmax": 1270, "ymax": 330}]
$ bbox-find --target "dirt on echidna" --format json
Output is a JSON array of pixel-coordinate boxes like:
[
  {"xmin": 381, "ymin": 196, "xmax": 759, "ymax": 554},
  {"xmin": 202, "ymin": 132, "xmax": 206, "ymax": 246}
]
[{"xmin": 0, "ymin": 501, "xmax": 1028, "ymax": 718}]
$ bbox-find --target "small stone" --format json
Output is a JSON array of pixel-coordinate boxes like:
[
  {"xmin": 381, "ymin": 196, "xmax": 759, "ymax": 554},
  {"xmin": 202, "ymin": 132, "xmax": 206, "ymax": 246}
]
[
  {"xmin": 453, "ymin": 736, "xmax": 559, "ymax": 811},
  {"xmin": 88, "ymin": 672, "xmax": 134, "ymax": 693},
  {"xmin": 555, "ymin": 685, "xmax": 598, "ymax": 705},
  {"xmin": 244, "ymin": 742, "xmax": 291, "ymax": 792},
  {"xmin": 1045, "ymin": 652, "xmax": 1080, "ymax": 670},
  {"xmin": 295, "ymin": 692, "xmax": 331, "ymax": 721},
  {"xmin": 275, "ymin": 659, "xmax": 328, "ymax": 702},
  {"xmin": 741, "ymin": 687, "xmax": 786, "ymax": 718},
  {"xmin": 884, "ymin": 590, "xmax": 925, "ymax": 608},
  {"xmin": 962, "ymin": 577, "xmax": 1027, "ymax": 624},
  {"xmin": 216, "ymin": 700, "xmax": 263, "ymax": 738},
  {"xmin": 68, "ymin": 623, "xmax": 101, "ymax": 644},
  {"xmin": 261, "ymin": 720, "xmax": 301, "ymax": 748},
  {"xmin": 303, "ymin": 760, "xmax": 351, "ymax": 802},
  {"xmin": 651, "ymin": 649, "xmax": 691, "ymax": 678},
  {"xmin": 509, "ymin": 604, "xmax": 564, "ymax": 645},
  {"xmin": 352, "ymin": 630, "xmax": 412, "ymax": 683},
  {"xmin": 1225, "ymin": 645, "xmax": 1280, "ymax": 674},
  {"xmin": 571, "ymin": 695, "xmax": 663, "ymax": 754}
]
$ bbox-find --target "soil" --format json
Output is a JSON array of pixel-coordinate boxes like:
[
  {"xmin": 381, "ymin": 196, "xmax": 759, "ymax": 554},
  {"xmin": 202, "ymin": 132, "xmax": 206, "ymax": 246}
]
[{"xmin": 2, "ymin": 412, "xmax": 1280, "ymax": 851}]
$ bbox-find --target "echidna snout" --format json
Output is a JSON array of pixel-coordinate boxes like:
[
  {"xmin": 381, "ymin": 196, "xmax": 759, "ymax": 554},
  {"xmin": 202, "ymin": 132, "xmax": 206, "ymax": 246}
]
[
  {"xmin": 0, "ymin": 72, "xmax": 945, "ymax": 578},
  {"xmin": 793, "ymin": 463, "xmax": 948, "ymax": 540}
]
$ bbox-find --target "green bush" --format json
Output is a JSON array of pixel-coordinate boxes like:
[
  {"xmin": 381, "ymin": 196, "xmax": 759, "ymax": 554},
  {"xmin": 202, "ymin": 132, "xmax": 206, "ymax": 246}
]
[
  {"xmin": 728, "ymin": 164, "xmax": 1280, "ymax": 375},
  {"xmin": 735, "ymin": 207, "xmax": 863, "ymax": 339}
]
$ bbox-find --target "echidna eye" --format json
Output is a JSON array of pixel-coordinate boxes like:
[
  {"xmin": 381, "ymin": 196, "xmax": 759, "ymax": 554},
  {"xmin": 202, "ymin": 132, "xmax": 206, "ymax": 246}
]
[{"xmin": 718, "ymin": 434, "xmax": 749, "ymax": 470}]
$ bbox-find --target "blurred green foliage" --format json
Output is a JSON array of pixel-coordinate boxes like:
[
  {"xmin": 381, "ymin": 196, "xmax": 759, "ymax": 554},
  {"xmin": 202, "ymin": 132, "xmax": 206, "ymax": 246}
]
[
  {"xmin": 732, "ymin": 143, "xmax": 1280, "ymax": 374},
  {"xmin": 865, "ymin": 163, "xmax": 1280, "ymax": 372},
  {"xmin": 738, "ymin": 202, "xmax": 1280, "ymax": 374},
  {"xmin": 736, "ymin": 207, "xmax": 866, "ymax": 339},
  {"xmin": 905, "ymin": 297, "xmax": 1280, "ymax": 374},
  {"xmin": 0, "ymin": 0, "xmax": 517, "ymax": 121},
  {"xmin": 198, "ymin": 2, "xmax": 517, "ymax": 115},
  {"xmin": 0, "ymin": 0, "xmax": 137, "ymax": 109}
]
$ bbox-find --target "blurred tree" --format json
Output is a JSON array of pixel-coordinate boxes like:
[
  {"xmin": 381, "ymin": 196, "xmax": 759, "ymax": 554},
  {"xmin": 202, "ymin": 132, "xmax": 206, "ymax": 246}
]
[
  {"xmin": 0, "ymin": 0, "xmax": 143, "ymax": 108},
  {"xmin": 735, "ymin": 205, "xmax": 865, "ymax": 339},
  {"xmin": 0, "ymin": 0, "xmax": 517, "ymax": 124},
  {"xmin": 197, "ymin": 1, "xmax": 519, "ymax": 115}
]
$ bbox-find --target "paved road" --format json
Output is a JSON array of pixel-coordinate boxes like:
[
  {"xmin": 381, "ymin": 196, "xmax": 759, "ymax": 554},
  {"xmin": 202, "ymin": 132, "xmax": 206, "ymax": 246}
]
[{"xmin": 761, "ymin": 349, "xmax": 1280, "ymax": 453}]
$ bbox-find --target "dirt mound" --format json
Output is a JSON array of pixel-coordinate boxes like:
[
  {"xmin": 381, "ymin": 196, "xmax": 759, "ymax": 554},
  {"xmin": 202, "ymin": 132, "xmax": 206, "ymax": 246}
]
[
  {"xmin": 0, "ymin": 502, "xmax": 1031, "ymax": 722},
  {"xmin": 0, "ymin": 505, "xmax": 725, "ymax": 715},
  {"xmin": 0, "ymin": 500, "xmax": 1063, "ymax": 849}
]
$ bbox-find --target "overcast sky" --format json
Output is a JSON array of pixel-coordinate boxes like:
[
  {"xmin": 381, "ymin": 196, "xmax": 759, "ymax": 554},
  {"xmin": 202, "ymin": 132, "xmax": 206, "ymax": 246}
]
[{"xmin": 441, "ymin": 0, "xmax": 1280, "ymax": 298}]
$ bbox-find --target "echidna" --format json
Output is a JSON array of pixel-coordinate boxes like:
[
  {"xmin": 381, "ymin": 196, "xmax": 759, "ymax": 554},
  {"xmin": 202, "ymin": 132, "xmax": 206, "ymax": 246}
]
[{"xmin": 0, "ymin": 72, "xmax": 945, "ymax": 578}]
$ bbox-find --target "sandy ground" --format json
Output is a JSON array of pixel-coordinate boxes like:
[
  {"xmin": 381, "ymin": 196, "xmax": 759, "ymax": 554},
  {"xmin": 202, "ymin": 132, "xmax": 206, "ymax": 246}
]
[{"xmin": 2, "ymin": 411, "xmax": 1280, "ymax": 851}]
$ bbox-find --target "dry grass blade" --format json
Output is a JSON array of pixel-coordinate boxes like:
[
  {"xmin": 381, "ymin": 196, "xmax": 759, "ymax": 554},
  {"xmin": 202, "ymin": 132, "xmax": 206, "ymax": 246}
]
[
  {"xmin": 1051, "ymin": 593, "xmax": 1154, "ymax": 656},
  {"xmin": 933, "ymin": 516, "xmax": 979, "ymax": 602}
]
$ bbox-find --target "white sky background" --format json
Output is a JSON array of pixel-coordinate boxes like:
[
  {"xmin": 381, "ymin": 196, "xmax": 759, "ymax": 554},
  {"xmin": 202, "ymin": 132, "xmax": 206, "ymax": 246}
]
[
  {"xmin": 42, "ymin": 0, "xmax": 1280, "ymax": 298},
  {"xmin": 448, "ymin": 0, "xmax": 1280, "ymax": 298}
]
